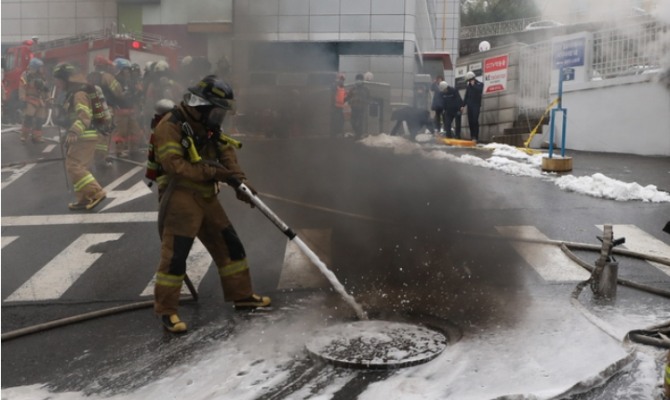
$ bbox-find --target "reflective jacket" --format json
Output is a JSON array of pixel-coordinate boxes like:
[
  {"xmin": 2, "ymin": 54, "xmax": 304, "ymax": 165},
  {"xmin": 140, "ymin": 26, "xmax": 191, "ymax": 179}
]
[
  {"xmin": 153, "ymin": 104, "xmax": 245, "ymax": 198},
  {"xmin": 61, "ymin": 76, "xmax": 98, "ymax": 141},
  {"xmin": 19, "ymin": 70, "xmax": 48, "ymax": 106}
]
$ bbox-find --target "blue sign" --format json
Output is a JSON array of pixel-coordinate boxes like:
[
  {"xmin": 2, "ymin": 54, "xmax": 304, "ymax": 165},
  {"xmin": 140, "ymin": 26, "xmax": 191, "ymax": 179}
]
[{"xmin": 552, "ymin": 38, "xmax": 585, "ymax": 69}]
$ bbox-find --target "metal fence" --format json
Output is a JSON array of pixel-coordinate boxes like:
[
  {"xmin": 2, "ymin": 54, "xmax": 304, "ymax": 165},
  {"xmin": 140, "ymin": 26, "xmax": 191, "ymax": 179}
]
[
  {"xmin": 592, "ymin": 21, "xmax": 667, "ymax": 79},
  {"xmin": 518, "ymin": 20, "xmax": 668, "ymax": 116},
  {"xmin": 461, "ymin": 16, "xmax": 544, "ymax": 39}
]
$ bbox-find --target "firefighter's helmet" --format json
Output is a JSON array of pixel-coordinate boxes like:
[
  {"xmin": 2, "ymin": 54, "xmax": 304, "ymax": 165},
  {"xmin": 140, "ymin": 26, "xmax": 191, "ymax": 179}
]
[
  {"xmin": 28, "ymin": 58, "xmax": 44, "ymax": 70},
  {"xmin": 438, "ymin": 81, "xmax": 449, "ymax": 91},
  {"xmin": 188, "ymin": 75, "xmax": 234, "ymax": 110},
  {"xmin": 465, "ymin": 71, "xmax": 476, "ymax": 80},
  {"xmin": 181, "ymin": 56, "xmax": 193, "ymax": 67},
  {"xmin": 53, "ymin": 63, "xmax": 77, "ymax": 81},
  {"xmin": 94, "ymin": 55, "xmax": 113, "ymax": 68},
  {"xmin": 155, "ymin": 99, "xmax": 175, "ymax": 115},
  {"xmin": 153, "ymin": 60, "xmax": 169, "ymax": 72},
  {"xmin": 114, "ymin": 58, "xmax": 131, "ymax": 71}
]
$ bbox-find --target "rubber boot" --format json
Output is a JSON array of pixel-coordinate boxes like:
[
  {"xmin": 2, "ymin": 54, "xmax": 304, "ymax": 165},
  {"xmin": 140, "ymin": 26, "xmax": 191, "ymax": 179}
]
[
  {"xmin": 234, "ymin": 294, "xmax": 272, "ymax": 310},
  {"xmin": 161, "ymin": 314, "xmax": 187, "ymax": 333}
]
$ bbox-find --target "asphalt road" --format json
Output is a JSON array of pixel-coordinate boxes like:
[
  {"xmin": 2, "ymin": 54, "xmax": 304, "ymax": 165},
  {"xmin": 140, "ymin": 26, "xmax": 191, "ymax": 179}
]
[{"xmin": 2, "ymin": 125, "xmax": 669, "ymax": 398}]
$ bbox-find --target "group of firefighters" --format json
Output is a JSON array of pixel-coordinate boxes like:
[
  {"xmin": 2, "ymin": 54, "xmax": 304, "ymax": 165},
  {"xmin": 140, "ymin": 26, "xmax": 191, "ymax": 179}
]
[{"xmin": 15, "ymin": 53, "xmax": 270, "ymax": 333}]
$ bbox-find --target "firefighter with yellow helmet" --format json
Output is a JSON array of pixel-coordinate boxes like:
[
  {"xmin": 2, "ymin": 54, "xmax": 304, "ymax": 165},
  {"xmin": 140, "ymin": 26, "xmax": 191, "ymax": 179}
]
[
  {"xmin": 52, "ymin": 62, "xmax": 107, "ymax": 211},
  {"xmin": 152, "ymin": 75, "xmax": 270, "ymax": 333},
  {"xmin": 18, "ymin": 58, "xmax": 49, "ymax": 143}
]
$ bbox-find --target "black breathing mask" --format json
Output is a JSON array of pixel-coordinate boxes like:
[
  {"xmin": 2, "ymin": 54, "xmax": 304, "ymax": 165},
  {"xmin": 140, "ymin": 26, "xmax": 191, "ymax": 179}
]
[{"xmin": 196, "ymin": 106, "xmax": 227, "ymax": 133}]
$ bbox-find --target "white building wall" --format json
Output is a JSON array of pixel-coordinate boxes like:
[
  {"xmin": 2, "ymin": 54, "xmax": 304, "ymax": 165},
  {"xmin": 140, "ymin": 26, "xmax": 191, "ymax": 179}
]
[
  {"xmin": 142, "ymin": 0, "xmax": 233, "ymax": 25},
  {"xmin": 1, "ymin": 0, "xmax": 117, "ymax": 44},
  {"xmin": 551, "ymin": 76, "xmax": 670, "ymax": 156},
  {"xmin": 233, "ymin": 0, "xmax": 458, "ymax": 105}
]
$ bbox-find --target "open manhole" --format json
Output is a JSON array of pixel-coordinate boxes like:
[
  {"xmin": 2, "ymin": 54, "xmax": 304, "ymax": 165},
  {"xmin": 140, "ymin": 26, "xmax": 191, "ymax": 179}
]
[{"xmin": 305, "ymin": 320, "xmax": 448, "ymax": 369}]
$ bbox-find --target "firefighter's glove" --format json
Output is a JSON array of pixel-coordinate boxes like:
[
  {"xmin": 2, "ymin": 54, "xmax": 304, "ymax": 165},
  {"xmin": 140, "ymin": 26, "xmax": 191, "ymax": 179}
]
[
  {"xmin": 65, "ymin": 132, "xmax": 78, "ymax": 145},
  {"xmin": 235, "ymin": 181, "xmax": 257, "ymax": 208},
  {"xmin": 213, "ymin": 165, "xmax": 234, "ymax": 182}
]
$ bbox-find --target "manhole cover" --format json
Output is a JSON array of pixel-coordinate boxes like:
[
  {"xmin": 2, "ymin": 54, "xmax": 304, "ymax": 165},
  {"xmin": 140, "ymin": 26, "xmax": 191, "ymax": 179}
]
[{"xmin": 305, "ymin": 320, "xmax": 448, "ymax": 369}]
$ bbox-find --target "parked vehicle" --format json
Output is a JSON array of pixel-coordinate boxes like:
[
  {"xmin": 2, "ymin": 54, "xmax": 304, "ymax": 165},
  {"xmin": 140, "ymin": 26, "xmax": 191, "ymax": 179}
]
[
  {"xmin": 1, "ymin": 30, "xmax": 179, "ymax": 123},
  {"xmin": 524, "ymin": 20, "xmax": 564, "ymax": 31}
]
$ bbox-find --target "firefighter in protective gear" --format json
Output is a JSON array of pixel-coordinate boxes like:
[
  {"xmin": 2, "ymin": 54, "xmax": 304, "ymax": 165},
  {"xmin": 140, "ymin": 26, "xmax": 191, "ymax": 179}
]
[
  {"xmin": 152, "ymin": 75, "xmax": 271, "ymax": 333},
  {"xmin": 53, "ymin": 63, "xmax": 107, "ymax": 211},
  {"xmin": 19, "ymin": 58, "xmax": 49, "ymax": 143},
  {"xmin": 113, "ymin": 58, "xmax": 143, "ymax": 156},
  {"xmin": 92, "ymin": 56, "xmax": 124, "ymax": 162}
]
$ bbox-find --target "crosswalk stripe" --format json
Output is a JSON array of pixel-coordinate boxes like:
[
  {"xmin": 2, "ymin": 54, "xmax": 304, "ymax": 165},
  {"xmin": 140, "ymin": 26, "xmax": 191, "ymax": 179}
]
[
  {"xmin": 1, "ymin": 163, "xmax": 36, "ymax": 190},
  {"xmin": 278, "ymin": 229, "xmax": 331, "ymax": 290},
  {"xmin": 2, "ymin": 236, "xmax": 19, "ymax": 249},
  {"xmin": 596, "ymin": 224, "xmax": 670, "ymax": 277},
  {"xmin": 140, "ymin": 239, "xmax": 211, "ymax": 297},
  {"xmin": 5, "ymin": 233, "xmax": 123, "ymax": 302},
  {"xmin": 1, "ymin": 212, "xmax": 158, "ymax": 226},
  {"xmin": 495, "ymin": 225, "xmax": 591, "ymax": 282}
]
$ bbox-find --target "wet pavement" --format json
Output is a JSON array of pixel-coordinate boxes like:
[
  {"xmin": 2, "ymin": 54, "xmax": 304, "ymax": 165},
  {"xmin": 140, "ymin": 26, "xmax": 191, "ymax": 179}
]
[{"xmin": 1, "ymin": 127, "xmax": 669, "ymax": 399}]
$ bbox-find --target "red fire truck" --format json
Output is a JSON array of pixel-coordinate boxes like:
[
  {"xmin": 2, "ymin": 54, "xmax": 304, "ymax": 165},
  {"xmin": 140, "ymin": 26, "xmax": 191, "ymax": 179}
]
[{"xmin": 2, "ymin": 29, "xmax": 179, "ymax": 123}]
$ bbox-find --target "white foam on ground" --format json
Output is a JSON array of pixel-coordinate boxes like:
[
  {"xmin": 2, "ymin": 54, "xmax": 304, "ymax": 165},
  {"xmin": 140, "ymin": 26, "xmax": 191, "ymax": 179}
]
[{"xmin": 361, "ymin": 134, "xmax": 670, "ymax": 203}]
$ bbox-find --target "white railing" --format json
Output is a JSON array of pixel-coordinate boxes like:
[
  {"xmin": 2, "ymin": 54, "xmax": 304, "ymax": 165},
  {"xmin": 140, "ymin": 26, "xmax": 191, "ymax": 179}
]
[
  {"xmin": 518, "ymin": 20, "xmax": 668, "ymax": 115},
  {"xmin": 592, "ymin": 22, "xmax": 666, "ymax": 79},
  {"xmin": 460, "ymin": 8, "xmax": 653, "ymax": 39}
]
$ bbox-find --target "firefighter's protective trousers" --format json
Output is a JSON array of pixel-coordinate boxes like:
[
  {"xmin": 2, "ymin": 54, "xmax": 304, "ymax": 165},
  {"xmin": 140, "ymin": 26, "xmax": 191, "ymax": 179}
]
[
  {"xmin": 113, "ymin": 108, "xmax": 142, "ymax": 154},
  {"xmin": 64, "ymin": 86, "xmax": 104, "ymax": 203},
  {"xmin": 154, "ymin": 188, "xmax": 254, "ymax": 315},
  {"xmin": 66, "ymin": 132, "xmax": 104, "ymax": 202}
]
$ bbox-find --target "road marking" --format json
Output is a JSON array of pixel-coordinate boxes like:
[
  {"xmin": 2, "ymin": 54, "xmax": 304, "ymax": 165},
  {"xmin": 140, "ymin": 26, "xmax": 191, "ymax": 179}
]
[
  {"xmin": 1, "ymin": 163, "xmax": 36, "ymax": 190},
  {"xmin": 5, "ymin": 233, "xmax": 123, "ymax": 302},
  {"xmin": 2, "ymin": 236, "xmax": 19, "ymax": 249},
  {"xmin": 2, "ymin": 212, "xmax": 158, "ymax": 226},
  {"xmin": 496, "ymin": 225, "xmax": 591, "ymax": 282},
  {"xmin": 42, "ymin": 144, "xmax": 56, "ymax": 153},
  {"xmin": 1, "ymin": 126, "xmax": 21, "ymax": 134},
  {"xmin": 596, "ymin": 224, "xmax": 670, "ymax": 277},
  {"xmin": 140, "ymin": 239, "xmax": 211, "ymax": 296},
  {"xmin": 101, "ymin": 166, "xmax": 153, "ymax": 211},
  {"xmin": 278, "ymin": 229, "xmax": 331, "ymax": 290}
]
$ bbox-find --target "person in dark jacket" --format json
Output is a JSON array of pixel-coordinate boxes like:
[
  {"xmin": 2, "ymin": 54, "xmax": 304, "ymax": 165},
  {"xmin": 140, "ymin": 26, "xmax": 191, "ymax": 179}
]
[
  {"xmin": 430, "ymin": 75, "xmax": 445, "ymax": 134},
  {"xmin": 389, "ymin": 106, "xmax": 432, "ymax": 139},
  {"xmin": 439, "ymin": 81, "xmax": 463, "ymax": 139},
  {"xmin": 461, "ymin": 71, "xmax": 484, "ymax": 142},
  {"xmin": 345, "ymin": 73, "xmax": 370, "ymax": 139}
]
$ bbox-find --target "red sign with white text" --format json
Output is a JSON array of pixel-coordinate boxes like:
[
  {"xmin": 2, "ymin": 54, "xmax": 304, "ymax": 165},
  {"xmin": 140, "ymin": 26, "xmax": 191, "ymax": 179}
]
[{"xmin": 483, "ymin": 54, "xmax": 509, "ymax": 94}]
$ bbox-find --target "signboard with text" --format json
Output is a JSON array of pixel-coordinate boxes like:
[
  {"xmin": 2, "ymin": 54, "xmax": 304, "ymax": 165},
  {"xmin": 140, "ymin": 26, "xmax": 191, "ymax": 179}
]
[
  {"xmin": 550, "ymin": 33, "xmax": 592, "ymax": 84},
  {"xmin": 552, "ymin": 38, "xmax": 585, "ymax": 69},
  {"xmin": 483, "ymin": 54, "xmax": 508, "ymax": 94}
]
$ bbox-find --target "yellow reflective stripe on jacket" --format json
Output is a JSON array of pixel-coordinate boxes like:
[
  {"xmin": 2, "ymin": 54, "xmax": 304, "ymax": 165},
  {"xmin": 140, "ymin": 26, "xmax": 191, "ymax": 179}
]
[
  {"xmin": 95, "ymin": 142, "xmax": 109, "ymax": 152},
  {"xmin": 156, "ymin": 175, "xmax": 170, "ymax": 187},
  {"xmin": 73, "ymin": 120, "xmax": 87, "ymax": 133},
  {"xmin": 79, "ymin": 129, "xmax": 99, "ymax": 140},
  {"xmin": 156, "ymin": 272, "xmax": 185, "ymax": 288},
  {"xmin": 218, "ymin": 259, "xmax": 249, "ymax": 277},
  {"xmin": 108, "ymin": 79, "xmax": 122, "ymax": 94},
  {"xmin": 73, "ymin": 173, "xmax": 96, "ymax": 192},
  {"xmin": 75, "ymin": 102, "xmax": 92, "ymax": 118},
  {"xmin": 156, "ymin": 141, "xmax": 184, "ymax": 160}
]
